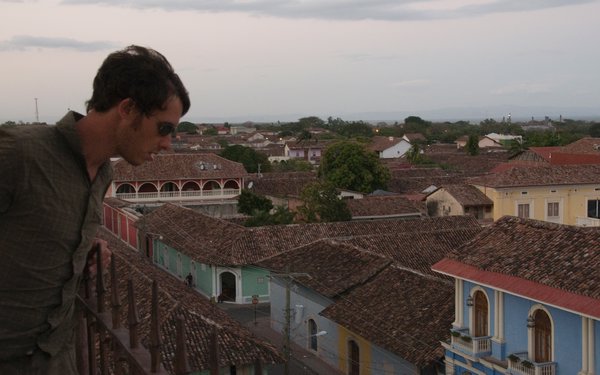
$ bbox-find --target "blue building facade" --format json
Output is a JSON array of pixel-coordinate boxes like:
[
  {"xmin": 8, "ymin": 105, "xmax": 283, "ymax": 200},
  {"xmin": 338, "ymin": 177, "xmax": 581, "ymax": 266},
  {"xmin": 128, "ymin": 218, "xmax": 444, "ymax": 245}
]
[{"xmin": 432, "ymin": 216, "xmax": 600, "ymax": 375}]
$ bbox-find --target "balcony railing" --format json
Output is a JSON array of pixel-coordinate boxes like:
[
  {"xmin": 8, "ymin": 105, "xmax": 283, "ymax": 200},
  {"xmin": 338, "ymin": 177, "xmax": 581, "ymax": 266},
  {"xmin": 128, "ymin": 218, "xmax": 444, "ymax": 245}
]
[
  {"xmin": 507, "ymin": 352, "xmax": 556, "ymax": 375},
  {"xmin": 76, "ymin": 245, "xmax": 261, "ymax": 375},
  {"xmin": 576, "ymin": 216, "xmax": 600, "ymax": 227},
  {"xmin": 116, "ymin": 189, "xmax": 240, "ymax": 202},
  {"xmin": 450, "ymin": 328, "xmax": 491, "ymax": 357}
]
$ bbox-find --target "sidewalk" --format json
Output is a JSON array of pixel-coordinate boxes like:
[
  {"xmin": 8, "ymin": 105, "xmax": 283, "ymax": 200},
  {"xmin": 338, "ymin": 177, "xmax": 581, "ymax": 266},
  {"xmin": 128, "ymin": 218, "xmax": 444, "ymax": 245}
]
[{"xmin": 218, "ymin": 303, "xmax": 343, "ymax": 375}]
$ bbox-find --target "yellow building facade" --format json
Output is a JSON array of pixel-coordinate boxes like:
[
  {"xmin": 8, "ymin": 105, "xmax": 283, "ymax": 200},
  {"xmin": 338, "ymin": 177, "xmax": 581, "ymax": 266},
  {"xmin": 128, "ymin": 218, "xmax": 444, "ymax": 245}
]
[{"xmin": 471, "ymin": 165, "xmax": 600, "ymax": 227}]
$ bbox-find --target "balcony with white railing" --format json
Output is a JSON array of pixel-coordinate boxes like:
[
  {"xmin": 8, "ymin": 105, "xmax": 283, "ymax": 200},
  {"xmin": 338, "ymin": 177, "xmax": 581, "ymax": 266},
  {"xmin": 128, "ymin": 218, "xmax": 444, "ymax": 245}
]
[
  {"xmin": 507, "ymin": 352, "xmax": 556, "ymax": 375},
  {"xmin": 450, "ymin": 328, "xmax": 492, "ymax": 357},
  {"xmin": 576, "ymin": 216, "xmax": 600, "ymax": 227},
  {"xmin": 115, "ymin": 188, "xmax": 240, "ymax": 203}
]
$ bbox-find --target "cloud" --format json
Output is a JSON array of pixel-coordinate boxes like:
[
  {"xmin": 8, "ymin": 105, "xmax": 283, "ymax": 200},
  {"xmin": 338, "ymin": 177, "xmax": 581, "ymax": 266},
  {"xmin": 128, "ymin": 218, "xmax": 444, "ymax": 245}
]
[
  {"xmin": 0, "ymin": 35, "xmax": 119, "ymax": 52},
  {"xmin": 391, "ymin": 79, "xmax": 431, "ymax": 88},
  {"xmin": 490, "ymin": 82, "xmax": 554, "ymax": 95},
  {"xmin": 61, "ymin": 0, "xmax": 596, "ymax": 21}
]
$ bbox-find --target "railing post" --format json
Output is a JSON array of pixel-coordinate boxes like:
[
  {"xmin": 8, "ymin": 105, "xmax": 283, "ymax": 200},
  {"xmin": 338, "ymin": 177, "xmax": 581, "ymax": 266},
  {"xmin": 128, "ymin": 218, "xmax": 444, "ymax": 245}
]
[
  {"xmin": 127, "ymin": 280, "xmax": 140, "ymax": 349},
  {"xmin": 173, "ymin": 314, "xmax": 191, "ymax": 375},
  {"xmin": 110, "ymin": 258, "xmax": 122, "ymax": 329},
  {"xmin": 76, "ymin": 306, "xmax": 89, "ymax": 375},
  {"xmin": 209, "ymin": 325, "xmax": 219, "ymax": 375},
  {"xmin": 254, "ymin": 359, "xmax": 263, "ymax": 375},
  {"xmin": 150, "ymin": 281, "xmax": 162, "ymax": 373},
  {"xmin": 96, "ymin": 244, "xmax": 106, "ymax": 313}
]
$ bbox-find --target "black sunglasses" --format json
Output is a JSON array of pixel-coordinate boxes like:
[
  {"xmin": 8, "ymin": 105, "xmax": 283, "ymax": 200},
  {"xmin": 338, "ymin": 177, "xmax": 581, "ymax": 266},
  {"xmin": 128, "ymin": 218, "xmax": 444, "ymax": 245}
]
[{"xmin": 157, "ymin": 122, "xmax": 176, "ymax": 137}]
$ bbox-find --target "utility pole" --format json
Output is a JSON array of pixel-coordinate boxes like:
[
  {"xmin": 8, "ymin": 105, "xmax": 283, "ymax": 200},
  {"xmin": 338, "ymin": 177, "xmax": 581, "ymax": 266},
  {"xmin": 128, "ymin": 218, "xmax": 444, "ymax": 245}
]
[
  {"xmin": 34, "ymin": 98, "xmax": 39, "ymax": 123},
  {"xmin": 271, "ymin": 266, "xmax": 311, "ymax": 375}
]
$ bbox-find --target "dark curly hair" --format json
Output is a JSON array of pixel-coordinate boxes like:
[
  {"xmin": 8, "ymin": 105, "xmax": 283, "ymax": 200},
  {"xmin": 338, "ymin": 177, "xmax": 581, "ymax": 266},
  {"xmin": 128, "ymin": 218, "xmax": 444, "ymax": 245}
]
[{"xmin": 86, "ymin": 45, "xmax": 190, "ymax": 117}]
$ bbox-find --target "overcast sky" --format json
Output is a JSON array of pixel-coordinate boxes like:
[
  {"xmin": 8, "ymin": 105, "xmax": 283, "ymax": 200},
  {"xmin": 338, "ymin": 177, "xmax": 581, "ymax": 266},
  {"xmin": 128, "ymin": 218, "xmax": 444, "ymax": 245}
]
[{"xmin": 1, "ymin": 0, "xmax": 599, "ymax": 124}]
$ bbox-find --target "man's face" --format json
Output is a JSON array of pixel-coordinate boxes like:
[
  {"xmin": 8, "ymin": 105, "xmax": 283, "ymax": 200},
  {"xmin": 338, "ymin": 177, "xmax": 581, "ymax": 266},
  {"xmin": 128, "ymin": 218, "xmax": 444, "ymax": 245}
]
[{"xmin": 118, "ymin": 96, "xmax": 183, "ymax": 166}]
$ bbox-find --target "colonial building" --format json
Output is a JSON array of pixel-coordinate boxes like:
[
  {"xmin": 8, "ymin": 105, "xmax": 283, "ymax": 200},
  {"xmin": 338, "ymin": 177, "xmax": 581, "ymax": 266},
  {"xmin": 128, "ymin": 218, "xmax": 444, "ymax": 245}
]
[
  {"xmin": 260, "ymin": 218, "xmax": 482, "ymax": 375},
  {"xmin": 109, "ymin": 153, "xmax": 247, "ymax": 210},
  {"xmin": 432, "ymin": 216, "xmax": 600, "ymax": 375},
  {"xmin": 469, "ymin": 164, "xmax": 600, "ymax": 227},
  {"xmin": 368, "ymin": 136, "xmax": 412, "ymax": 159},
  {"xmin": 425, "ymin": 184, "xmax": 494, "ymax": 223}
]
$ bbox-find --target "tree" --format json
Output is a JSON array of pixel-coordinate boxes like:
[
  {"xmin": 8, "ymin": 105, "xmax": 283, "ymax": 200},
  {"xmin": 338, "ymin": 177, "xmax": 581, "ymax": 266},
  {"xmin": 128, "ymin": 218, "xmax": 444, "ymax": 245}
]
[
  {"xmin": 297, "ymin": 181, "xmax": 351, "ymax": 223},
  {"xmin": 465, "ymin": 134, "xmax": 480, "ymax": 156},
  {"xmin": 177, "ymin": 121, "xmax": 198, "ymax": 134},
  {"xmin": 272, "ymin": 159, "xmax": 314, "ymax": 172},
  {"xmin": 220, "ymin": 145, "xmax": 271, "ymax": 173},
  {"xmin": 590, "ymin": 123, "xmax": 600, "ymax": 137},
  {"xmin": 298, "ymin": 116, "xmax": 325, "ymax": 129},
  {"xmin": 237, "ymin": 189, "xmax": 273, "ymax": 216},
  {"xmin": 405, "ymin": 143, "xmax": 423, "ymax": 164},
  {"xmin": 319, "ymin": 141, "xmax": 390, "ymax": 193},
  {"xmin": 244, "ymin": 206, "xmax": 295, "ymax": 227},
  {"xmin": 508, "ymin": 139, "xmax": 526, "ymax": 157}
]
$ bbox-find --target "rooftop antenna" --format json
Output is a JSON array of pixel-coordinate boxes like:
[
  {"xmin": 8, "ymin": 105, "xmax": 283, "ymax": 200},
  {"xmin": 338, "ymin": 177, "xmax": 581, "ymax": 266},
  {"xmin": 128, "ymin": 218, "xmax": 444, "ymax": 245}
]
[{"xmin": 34, "ymin": 98, "xmax": 39, "ymax": 123}]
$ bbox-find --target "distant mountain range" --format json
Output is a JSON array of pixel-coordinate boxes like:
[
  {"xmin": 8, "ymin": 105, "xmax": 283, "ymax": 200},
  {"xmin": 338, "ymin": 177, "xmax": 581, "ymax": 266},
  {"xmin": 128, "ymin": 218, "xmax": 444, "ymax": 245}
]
[{"xmin": 196, "ymin": 105, "xmax": 600, "ymax": 124}]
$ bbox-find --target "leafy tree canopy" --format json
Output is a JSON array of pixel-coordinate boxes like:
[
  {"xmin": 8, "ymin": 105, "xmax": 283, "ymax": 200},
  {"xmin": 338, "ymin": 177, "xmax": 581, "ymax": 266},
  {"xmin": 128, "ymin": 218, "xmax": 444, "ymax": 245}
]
[
  {"xmin": 319, "ymin": 141, "xmax": 390, "ymax": 193},
  {"xmin": 237, "ymin": 189, "xmax": 273, "ymax": 216},
  {"xmin": 298, "ymin": 116, "xmax": 325, "ymax": 129},
  {"xmin": 244, "ymin": 206, "xmax": 296, "ymax": 227},
  {"xmin": 272, "ymin": 159, "xmax": 314, "ymax": 172},
  {"xmin": 203, "ymin": 127, "xmax": 218, "ymax": 136},
  {"xmin": 465, "ymin": 134, "xmax": 480, "ymax": 156},
  {"xmin": 298, "ymin": 181, "xmax": 351, "ymax": 223},
  {"xmin": 590, "ymin": 123, "xmax": 600, "ymax": 138},
  {"xmin": 219, "ymin": 145, "xmax": 271, "ymax": 173},
  {"xmin": 177, "ymin": 121, "xmax": 198, "ymax": 134}
]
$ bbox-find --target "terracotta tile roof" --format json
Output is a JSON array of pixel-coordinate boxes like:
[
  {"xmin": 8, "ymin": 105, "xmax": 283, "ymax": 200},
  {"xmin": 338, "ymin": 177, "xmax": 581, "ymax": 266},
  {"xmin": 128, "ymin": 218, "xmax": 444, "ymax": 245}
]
[
  {"xmin": 547, "ymin": 152, "xmax": 600, "ymax": 165},
  {"xmin": 240, "ymin": 215, "xmax": 481, "ymax": 264},
  {"xmin": 438, "ymin": 216, "xmax": 600, "ymax": 300},
  {"xmin": 285, "ymin": 140, "xmax": 331, "ymax": 150},
  {"xmin": 137, "ymin": 204, "xmax": 481, "ymax": 266},
  {"xmin": 256, "ymin": 240, "xmax": 391, "ymax": 298},
  {"xmin": 434, "ymin": 184, "xmax": 493, "ymax": 206},
  {"xmin": 336, "ymin": 227, "xmax": 481, "ymax": 277},
  {"xmin": 96, "ymin": 228, "xmax": 283, "ymax": 372},
  {"xmin": 135, "ymin": 204, "xmax": 248, "ymax": 265},
  {"xmin": 346, "ymin": 195, "xmax": 422, "ymax": 218},
  {"xmin": 112, "ymin": 153, "xmax": 248, "ymax": 182},
  {"xmin": 528, "ymin": 146, "xmax": 563, "ymax": 161},
  {"xmin": 247, "ymin": 172, "xmax": 318, "ymax": 197},
  {"xmin": 368, "ymin": 136, "xmax": 406, "ymax": 152},
  {"xmin": 321, "ymin": 266, "xmax": 453, "ymax": 367},
  {"xmin": 388, "ymin": 169, "xmax": 469, "ymax": 195},
  {"xmin": 469, "ymin": 164, "xmax": 600, "ymax": 187},
  {"xmin": 423, "ymin": 145, "xmax": 510, "ymax": 175},
  {"xmin": 402, "ymin": 133, "xmax": 427, "ymax": 142},
  {"xmin": 560, "ymin": 137, "xmax": 600, "ymax": 154}
]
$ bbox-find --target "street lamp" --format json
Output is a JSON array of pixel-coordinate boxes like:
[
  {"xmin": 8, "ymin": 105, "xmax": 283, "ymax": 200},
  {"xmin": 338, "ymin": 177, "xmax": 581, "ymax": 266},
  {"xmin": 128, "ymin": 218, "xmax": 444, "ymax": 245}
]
[{"xmin": 312, "ymin": 330, "xmax": 327, "ymax": 337}]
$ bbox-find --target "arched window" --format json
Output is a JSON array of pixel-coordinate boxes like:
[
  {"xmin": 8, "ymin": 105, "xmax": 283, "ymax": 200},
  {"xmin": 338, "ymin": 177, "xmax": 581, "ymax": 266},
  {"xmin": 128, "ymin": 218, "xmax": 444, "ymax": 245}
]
[
  {"xmin": 348, "ymin": 340, "xmax": 360, "ymax": 375},
  {"xmin": 308, "ymin": 319, "xmax": 318, "ymax": 351},
  {"xmin": 533, "ymin": 310, "xmax": 552, "ymax": 362},
  {"xmin": 474, "ymin": 290, "xmax": 489, "ymax": 337}
]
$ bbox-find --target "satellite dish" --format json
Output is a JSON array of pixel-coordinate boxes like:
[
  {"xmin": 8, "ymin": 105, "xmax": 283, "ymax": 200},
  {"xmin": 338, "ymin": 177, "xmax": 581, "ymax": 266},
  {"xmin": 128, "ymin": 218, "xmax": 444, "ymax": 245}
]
[{"xmin": 248, "ymin": 181, "xmax": 254, "ymax": 189}]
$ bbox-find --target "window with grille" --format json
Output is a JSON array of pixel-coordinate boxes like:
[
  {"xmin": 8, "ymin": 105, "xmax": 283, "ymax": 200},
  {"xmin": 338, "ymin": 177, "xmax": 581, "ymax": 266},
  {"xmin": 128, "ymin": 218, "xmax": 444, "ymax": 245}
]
[
  {"xmin": 547, "ymin": 202, "xmax": 559, "ymax": 217},
  {"xmin": 517, "ymin": 203, "xmax": 530, "ymax": 218}
]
